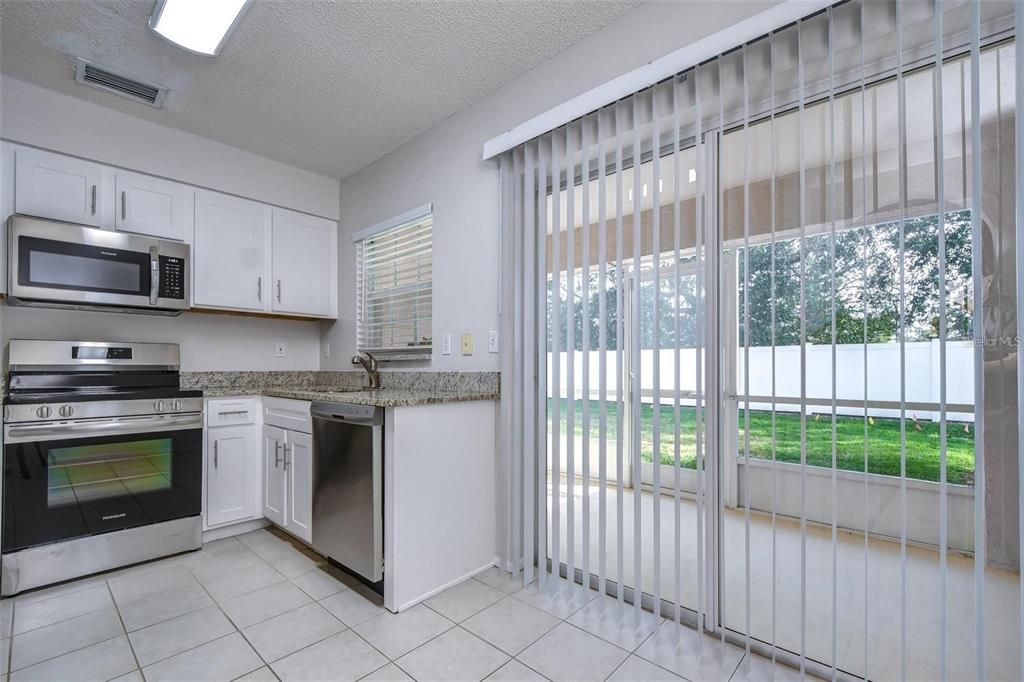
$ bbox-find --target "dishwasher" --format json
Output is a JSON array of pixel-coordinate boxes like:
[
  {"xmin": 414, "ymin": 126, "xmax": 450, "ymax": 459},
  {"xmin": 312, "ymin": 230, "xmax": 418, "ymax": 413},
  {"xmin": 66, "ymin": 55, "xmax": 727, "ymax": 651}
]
[{"xmin": 310, "ymin": 401, "xmax": 384, "ymax": 583}]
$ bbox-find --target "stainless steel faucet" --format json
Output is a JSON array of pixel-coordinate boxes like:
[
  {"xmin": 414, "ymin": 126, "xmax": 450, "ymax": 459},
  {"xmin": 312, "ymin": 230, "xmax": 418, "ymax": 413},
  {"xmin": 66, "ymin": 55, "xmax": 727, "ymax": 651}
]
[{"xmin": 351, "ymin": 351, "xmax": 381, "ymax": 390}]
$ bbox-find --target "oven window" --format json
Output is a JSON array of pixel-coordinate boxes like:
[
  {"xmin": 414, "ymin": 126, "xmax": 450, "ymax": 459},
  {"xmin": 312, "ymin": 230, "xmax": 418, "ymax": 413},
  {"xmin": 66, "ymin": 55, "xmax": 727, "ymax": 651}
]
[
  {"xmin": 47, "ymin": 438, "xmax": 172, "ymax": 507},
  {"xmin": 29, "ymin": 251, "xmax": 142, "ymax": 292}
]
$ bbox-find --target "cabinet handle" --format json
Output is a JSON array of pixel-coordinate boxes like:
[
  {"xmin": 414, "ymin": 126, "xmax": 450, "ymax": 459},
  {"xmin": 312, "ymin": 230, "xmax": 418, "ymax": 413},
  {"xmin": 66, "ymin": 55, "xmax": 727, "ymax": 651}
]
[
  {"xmin": 257, "ymin": 276, "xmax": 262, "ymax": 302},
  {"xmin": 90, "ymin": 185, "xmax": 97, "ymax": 215},
  {"xmin": 274, "ymin": 441, "xmax": 282, "ymax": 467},
  {"xmin": 214, "ymin": 440, "xmax": 219, "ymax": 468},
  {"xmin": 121, "ymin": 191, "xmax": 126, "ymax": 220},
  {"xmin": 276, "ymin": 279, "xmax": 281, "ymax": 302},
  {"xmin": 283, "ymin": 443, "xmax": 290, "ymax": 471}
]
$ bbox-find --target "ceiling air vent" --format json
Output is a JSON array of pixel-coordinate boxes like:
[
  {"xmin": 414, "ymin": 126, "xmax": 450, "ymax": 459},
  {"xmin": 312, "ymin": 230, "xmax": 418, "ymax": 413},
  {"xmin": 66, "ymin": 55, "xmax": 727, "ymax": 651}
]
[{"xmin": 73, "ymin": 58, "xmax": 168, "ymax": 108}]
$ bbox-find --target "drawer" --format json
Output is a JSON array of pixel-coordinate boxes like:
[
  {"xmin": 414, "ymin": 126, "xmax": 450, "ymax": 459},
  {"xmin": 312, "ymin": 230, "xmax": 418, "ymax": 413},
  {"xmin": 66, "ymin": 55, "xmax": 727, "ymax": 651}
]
[
  {"xmin": 206, "ymin": 398, "xmax": 257, "ymax": 427},
  {"xmin": 263, "ymin": 396, "xmax": 312, "ymax": 434}
]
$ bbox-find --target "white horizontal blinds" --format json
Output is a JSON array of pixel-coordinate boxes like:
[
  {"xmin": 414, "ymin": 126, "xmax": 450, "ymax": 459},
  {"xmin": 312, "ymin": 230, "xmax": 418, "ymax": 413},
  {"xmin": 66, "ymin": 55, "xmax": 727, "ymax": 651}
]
[{"xmin": 355, "ymin": 211, "xmax": 432, "ymax": 355}]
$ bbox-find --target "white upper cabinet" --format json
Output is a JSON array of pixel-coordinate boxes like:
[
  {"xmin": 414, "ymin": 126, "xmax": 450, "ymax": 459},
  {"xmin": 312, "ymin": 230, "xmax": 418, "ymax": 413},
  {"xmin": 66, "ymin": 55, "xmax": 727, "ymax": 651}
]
[
  {"xmin": 115, "ymin": 171, "xmax": 193, "ymax": 242},
  {"xmin": 3, "ymin": 144, "xmax": 338, "ymax": 320},
  {"xmin": 14, "ymin": 147, "xmax": 110, "ymax": 227},
  {"xmin": 193, "ymin": 189, "xmax": 270, "ymax": 312},
  {"xmin": 271, "ymin": 208, "xmax": 335, "ymax": 317}
]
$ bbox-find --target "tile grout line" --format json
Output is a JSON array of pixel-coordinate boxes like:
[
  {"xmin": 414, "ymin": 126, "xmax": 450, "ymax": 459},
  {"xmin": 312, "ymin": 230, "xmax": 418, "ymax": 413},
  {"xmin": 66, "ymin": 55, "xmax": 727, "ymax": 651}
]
[
  {"xmin": 186, "ymin": 554, "xmax": 277, "ymax": 680},
  {"xmin": 7, "ymin": 597, "xmax": 130, "ymax": 675},
  {"xmin": 104, "ymin": 579, "xmax": 143, "ymax": 680}
]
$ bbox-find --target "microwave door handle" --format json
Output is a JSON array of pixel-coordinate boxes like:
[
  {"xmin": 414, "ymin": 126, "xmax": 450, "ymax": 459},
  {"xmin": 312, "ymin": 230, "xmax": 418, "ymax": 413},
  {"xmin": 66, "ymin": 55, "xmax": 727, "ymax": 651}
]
[{"xmin": 150, "ymin": 246, "xmax": 159, "ymax": 305}]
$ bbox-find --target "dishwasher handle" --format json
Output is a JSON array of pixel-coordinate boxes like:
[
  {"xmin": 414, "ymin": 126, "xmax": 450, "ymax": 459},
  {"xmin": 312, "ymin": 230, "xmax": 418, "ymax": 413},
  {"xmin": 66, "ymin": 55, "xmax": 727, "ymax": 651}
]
[{"xmin": 311, "ymin": 401, "xmax": 383, "ymax": 426}]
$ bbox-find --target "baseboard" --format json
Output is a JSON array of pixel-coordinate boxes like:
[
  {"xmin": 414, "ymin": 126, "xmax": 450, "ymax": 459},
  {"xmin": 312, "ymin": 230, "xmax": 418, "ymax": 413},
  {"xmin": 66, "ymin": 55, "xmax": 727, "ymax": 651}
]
[
  {"xmin": 394, "ymin": 560, "xmax": 497, "ymax": 612},
  {"xmin": 203, "ymin": 518, "xmax": 269, "ymax": 543}
]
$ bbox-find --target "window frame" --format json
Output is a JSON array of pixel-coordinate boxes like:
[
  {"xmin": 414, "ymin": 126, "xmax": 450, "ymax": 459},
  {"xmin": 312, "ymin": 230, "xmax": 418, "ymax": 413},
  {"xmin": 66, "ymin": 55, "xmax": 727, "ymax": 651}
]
[{"xmin": 354, "ymin": 204, "xmax": 433, "ymax": 360}]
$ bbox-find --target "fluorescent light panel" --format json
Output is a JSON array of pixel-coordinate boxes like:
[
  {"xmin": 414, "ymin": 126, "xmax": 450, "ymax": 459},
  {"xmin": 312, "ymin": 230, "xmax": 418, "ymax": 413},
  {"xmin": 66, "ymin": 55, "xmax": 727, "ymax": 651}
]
[{"xmin": 149, "ymin": 0, "xmax": 250, "ymax": 56}]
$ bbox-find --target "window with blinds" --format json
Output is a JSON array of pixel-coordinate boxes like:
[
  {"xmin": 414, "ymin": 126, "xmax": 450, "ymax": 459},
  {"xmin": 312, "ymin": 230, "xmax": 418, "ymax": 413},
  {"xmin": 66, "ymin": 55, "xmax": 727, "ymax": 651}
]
[{"xmin": 355, "ymin": 208, "xmax": 433, "ymax": 358}]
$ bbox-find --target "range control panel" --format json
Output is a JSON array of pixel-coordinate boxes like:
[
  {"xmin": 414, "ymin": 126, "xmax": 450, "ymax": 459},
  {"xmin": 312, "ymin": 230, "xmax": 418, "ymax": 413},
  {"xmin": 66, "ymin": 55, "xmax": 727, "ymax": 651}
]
[{"xmin": 158, "ymin": 255, "xmax": 186, "ymax": 300}]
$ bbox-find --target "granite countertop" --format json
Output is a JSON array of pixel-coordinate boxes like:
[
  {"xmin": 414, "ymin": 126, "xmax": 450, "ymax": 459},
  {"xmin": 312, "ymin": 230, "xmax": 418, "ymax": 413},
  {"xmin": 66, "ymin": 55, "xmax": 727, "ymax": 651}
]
[{"xmin": 201, "ymin": 385, "xmax": 499, "ymax": 407}]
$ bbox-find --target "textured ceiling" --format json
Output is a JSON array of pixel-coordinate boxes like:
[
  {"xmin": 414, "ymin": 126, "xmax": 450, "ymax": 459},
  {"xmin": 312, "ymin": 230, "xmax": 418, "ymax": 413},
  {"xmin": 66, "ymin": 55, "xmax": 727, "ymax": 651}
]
[{"xmin": 0, "ymin": 0, "xmax": 641, "ymax": 179}]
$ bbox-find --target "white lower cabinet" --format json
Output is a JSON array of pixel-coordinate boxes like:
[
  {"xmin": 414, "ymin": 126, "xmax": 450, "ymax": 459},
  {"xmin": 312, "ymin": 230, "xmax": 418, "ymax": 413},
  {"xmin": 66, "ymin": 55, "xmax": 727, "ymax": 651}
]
[
  {"xmin": 262, "ymin": 398, "xmax": 313, "ymax": 543},
  {"xmin": 204, "ymin": 398, "xmax": 261, "ymax": 530},
  {"xmin": 285, "ymin": 430, "xmax": 313, "ymax": 543},
  {"xmin": 262, "ymin": 424, "xmax": 287, "ymax": 527}
]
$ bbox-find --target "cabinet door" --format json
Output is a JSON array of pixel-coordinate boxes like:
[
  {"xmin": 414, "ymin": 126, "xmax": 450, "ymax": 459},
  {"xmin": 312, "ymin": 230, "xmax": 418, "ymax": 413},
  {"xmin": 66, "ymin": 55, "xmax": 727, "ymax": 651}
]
[
  {"xmin": 115, "ymin": 171, "xmax": 193, "ymax": 242},
  {"xmin": 271, "ymin": 208, "xmax": 334, "ymax": 317},
  {"xmin": 194, "ymin": 190, "xmax": 270, "ymax": 311},
  {"xmin": 286, "ymin": 430, "xmax": 313, "ymax": 543},
  {"xmin": 206, "ymin": 426, "xmax": 253, "ymax": 527},
  {"xmin": 262, "ymin": 425, "xmax": 287, "ymax": 527},
  {"xmin": 14, "ymin": 147, "xmax": 107, "ymax": 227}
]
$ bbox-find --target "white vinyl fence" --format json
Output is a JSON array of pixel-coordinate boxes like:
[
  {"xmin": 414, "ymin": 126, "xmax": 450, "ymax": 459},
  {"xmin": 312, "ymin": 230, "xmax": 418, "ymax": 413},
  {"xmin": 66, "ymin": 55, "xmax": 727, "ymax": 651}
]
[{"xmin": 548, "ymin": 340, "xmax": 975, "ymax": 422}]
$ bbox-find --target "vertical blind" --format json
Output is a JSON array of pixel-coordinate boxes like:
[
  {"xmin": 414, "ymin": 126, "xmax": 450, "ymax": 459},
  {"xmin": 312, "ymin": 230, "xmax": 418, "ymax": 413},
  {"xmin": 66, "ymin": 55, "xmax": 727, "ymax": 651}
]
[
  {"xmin": 355, "ymin": 209, "xmax": 433, "ymax": 357},
  {"xmin": 497, "ymin": 0, "xmax": 1021, "ymax": 679}
]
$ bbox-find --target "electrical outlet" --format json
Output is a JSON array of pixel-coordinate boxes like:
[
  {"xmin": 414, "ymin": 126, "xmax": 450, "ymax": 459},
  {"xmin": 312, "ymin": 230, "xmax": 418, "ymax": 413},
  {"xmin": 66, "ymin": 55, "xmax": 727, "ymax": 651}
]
[
  {"xmin": 441, "ymin": 334, "xmax": 452, "ymax": 355},
  {"xmin": 275, "ymin": 342, "xmax": 286, "ymax": 358},
  {"xmin": 461, "ymin": 333, "xmax": 474, "ymax": 356},
  {"xmin": 488, "ymin": 330, "xmax": 499, "ymax": 353}
]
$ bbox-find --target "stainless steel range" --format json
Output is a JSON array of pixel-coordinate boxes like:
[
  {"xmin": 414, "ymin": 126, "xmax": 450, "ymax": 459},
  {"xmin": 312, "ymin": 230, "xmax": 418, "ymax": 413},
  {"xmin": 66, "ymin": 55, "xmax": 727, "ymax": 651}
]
[{"xmin": 2, "ymin": 340, "xmax": 203, "ymax": 596}]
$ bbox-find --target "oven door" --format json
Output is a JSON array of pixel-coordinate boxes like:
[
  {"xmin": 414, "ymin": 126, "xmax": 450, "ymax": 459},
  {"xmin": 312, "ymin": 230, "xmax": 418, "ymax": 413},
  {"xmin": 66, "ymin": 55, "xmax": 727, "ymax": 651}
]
[
  {"xmin": 2, "ymin": 413, "xmax": 202, "ymax": 553},
  {"xmin": 8, "ymin": 215, "xmax": 188, "ymax": 311}
]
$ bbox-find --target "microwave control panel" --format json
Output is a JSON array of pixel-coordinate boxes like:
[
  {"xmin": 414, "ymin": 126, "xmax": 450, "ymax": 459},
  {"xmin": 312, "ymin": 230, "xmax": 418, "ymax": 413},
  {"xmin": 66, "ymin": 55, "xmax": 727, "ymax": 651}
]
[{"xmin": 158, "ymin": 256, "xmax": 186, "ymax": 300}]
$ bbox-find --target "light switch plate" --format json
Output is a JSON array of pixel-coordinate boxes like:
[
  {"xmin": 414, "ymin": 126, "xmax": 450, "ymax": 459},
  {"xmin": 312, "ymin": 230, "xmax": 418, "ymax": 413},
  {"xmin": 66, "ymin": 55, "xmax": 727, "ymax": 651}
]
[
  {"xmin": 488, "ymin": 330, "xmax": 499, "ymax": 353},
  {"xmin": 275, "ymin": 342, "xmax": 286, "ymax": 358},
  {"xmin": 441, "ymin": 334, "xmax": 452, "ymax": 355},
  {"xmin": 461, "ymin": 333, "xmax": 474, "ymax": 356}
]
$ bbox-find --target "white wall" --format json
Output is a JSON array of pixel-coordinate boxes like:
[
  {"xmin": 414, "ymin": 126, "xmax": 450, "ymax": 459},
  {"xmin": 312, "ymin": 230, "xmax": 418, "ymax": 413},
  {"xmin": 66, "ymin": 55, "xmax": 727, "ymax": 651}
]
[
  {"xmin": 0, "ymin": 76, "xmax": 340, "ymax": 371},
  {"xmin": 322, "ymin": 0, "xmax": 784, "ymax": 370},
  {"xmin": 0, "ymin": 304, "xmax": 321, "ymax": 371},
  {"xmin": 0, "ymin": 76, "xmax": 339, "ymax": 220}
]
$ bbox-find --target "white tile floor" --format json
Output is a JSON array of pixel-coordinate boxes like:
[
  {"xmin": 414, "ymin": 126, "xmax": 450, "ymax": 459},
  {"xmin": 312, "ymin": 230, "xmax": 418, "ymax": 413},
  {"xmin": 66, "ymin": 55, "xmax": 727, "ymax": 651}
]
[{"xmin": 0, "ymin": 527, "xmax": 804, "ymax": 682}]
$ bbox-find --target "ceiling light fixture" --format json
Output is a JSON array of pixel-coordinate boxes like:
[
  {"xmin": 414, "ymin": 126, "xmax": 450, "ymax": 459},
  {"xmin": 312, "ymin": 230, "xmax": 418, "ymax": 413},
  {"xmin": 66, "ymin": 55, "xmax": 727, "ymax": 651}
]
[{"xmin": 149, "ymin": 0, "xmax": 251, "ymax": 56}]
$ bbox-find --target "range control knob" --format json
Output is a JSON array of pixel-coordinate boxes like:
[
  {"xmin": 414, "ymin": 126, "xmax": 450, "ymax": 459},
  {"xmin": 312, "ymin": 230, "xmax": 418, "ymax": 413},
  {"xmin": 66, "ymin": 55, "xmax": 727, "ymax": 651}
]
[
  {"xmin": 36, "ymin": 405, "xmax": 51, "ymax": 419},
  {"xmin": 172, "ymin": 400, "xmax": 181, "ymax": 411},
  {"xmin": 154, "ymin": 400, "xmax": 165, "ymax": 412},
  {"xmin": 58, "ymin": 405, "xmax": 75, "ymax": 418}
]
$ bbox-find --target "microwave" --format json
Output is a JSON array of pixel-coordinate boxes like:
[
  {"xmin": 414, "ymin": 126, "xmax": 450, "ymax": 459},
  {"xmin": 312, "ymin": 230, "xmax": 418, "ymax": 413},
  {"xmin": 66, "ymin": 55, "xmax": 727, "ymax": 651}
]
[{"xmin": 8, "ymin": 215, "xmax": 189, "ymax": 315}]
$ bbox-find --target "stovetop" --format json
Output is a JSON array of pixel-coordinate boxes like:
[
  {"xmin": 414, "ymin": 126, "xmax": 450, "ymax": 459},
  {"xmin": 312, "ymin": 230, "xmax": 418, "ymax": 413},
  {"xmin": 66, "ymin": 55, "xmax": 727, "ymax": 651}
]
[{"xmin": 4, "ymin": 386, "xmax": 203, "ymax": 406}]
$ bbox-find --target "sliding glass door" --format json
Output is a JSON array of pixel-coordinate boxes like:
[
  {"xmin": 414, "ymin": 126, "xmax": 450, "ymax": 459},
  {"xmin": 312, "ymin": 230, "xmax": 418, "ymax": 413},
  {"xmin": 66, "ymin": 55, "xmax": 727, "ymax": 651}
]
[{"xmin": 508, "ymin": 3, "xmax": 1021, "ymax": 680}]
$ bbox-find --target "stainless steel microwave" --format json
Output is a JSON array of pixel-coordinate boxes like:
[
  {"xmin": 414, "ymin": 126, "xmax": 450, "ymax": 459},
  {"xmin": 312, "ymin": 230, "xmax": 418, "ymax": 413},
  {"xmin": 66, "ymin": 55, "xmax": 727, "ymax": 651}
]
[{"xmin": 8, "ymin": 215, "xmax": 189, "ymax": 315}]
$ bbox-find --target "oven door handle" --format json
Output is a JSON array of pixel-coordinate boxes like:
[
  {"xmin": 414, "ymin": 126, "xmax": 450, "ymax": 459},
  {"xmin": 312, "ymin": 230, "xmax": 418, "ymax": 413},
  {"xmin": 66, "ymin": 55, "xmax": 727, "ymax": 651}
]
[{"xmin": 5, "ymin": 414, "xmax": 203, "ymax": 443}]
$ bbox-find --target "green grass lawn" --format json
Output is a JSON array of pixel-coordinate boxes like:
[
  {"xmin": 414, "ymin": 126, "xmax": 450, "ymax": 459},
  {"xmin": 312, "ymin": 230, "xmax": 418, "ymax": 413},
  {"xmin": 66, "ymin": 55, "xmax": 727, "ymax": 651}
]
[{"xmin": 548, "ymin": 399, "xmax": 975, "ymax": 485}]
